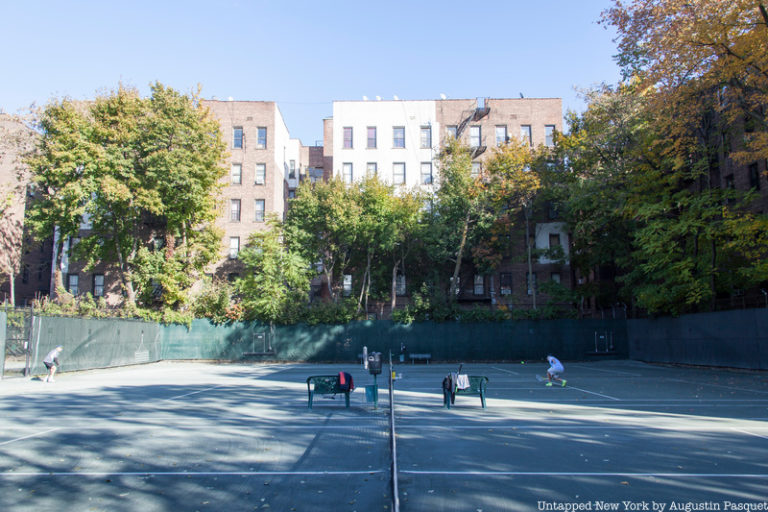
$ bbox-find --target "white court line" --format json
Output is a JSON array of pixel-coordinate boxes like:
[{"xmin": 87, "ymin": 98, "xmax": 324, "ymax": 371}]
[
  {"xmin": 665, "ymin": 378, "xmax": 768, "ymax": 396},
  {"xmin": 162, "ymin": 384, "xmax": 229, "ymax": 402},
  {"xmin": 0, "ymin": 428, "xmax": 61, "ymax": 446},
  {"xmin": 569, "ymin": 364, "xmax": 641, "ymax": 376},
  {"xmin": 732, "ymin": 428, "xmax": 768, "ymax": 440},
  {"xmin": 401, "ymin": 470, "xmax": 768, "ymax": 478},
  {"xmin": 0, "ymin": 469, "xmax": 386, "ymax": 477},
  {"xmin": 566, "ymin": 385, "xmax": 620, "ymax": 401},
  {"xmin": 490, "ymin": 366, "xmax": 520, "ymax": 375}
]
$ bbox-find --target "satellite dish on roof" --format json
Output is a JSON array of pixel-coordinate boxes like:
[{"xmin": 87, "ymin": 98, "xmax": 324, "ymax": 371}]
[{"xmin": 440, "ymin": 93, "xmax": 447, "ymax": 100}]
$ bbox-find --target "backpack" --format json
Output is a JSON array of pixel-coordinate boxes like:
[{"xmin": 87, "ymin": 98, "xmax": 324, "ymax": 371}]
[{"xmin": 338, "ymin": 371, "xmax": 355, "ymax": 392}]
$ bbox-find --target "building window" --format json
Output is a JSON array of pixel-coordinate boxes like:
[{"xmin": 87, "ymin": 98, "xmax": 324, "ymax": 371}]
[
  {"xmin": 289, "ymin": 160, "xmax": 296, "ymax": 179},
  {"xmin": 527, "ymin": 272, "xmax": 537, "ymax": 295},
  {"xmin": 67, "ymin": 274, "xmax": 79, "ymax": 296},
  {"xmin": 231, "ymin": 164, "xmax": 242, "ymax": 185},
  {"xmin": 343, "ymin": 163, "xmax": 353, "ymax": 184},
  {"xmin": 500, "ymin": 272, "xmax": 512, "ymax": 295},
  {"xmin": 473, "ymin": 275, "xmax": 484, "ymax": 295},
  {"xmin": 420, "ymin": 162, "xmax": 433, "ymax": 185},
  {"xmin": 367, "ymin": 126, "xmax": 377, "ymax": 148},
  {"xmin": 749, "ymin": 163, "xmax": 761, "ymax": 190},
  {"xmin": 343, "ymin": 274, "xmax": 352, "ymax": 297},
  {"xmin": 521, "ymin": 125, "xmax": 532, "ymax": 146},
  {"xmin": 233, "ymin": 127, "xmax": 243, "ymax": 149},
  {"xmin": 393, "ymin": 162, "xmax": 406, "ymax": 185},
  {"xmin": 393, "ymin": 126, "xmax": 405, "ymax": 148},
  {"xmin": 549, "ymin": 233, "xmax": 561, "ymax": 248},
  {"xmin": 420, "ymin": 126, "xmax": 432, "ymax": 148},
  {"xmin": 396, "ymin": 274, "xmax": 406, "ymax": 296},
  {"xmin": 93, "ymin": 274, "xmax": 104, "ymax": 297},
  {"xmin": 551, "ymin": 272, "xmax": 561, "ymax": 284},
  {"xmin": 288, "ymin": 189, "xmax": 296, "ymax": 199},
  {"xmin": 256, "ymin": 127, "xmax": 267, "ymax": 149},
  {"xmin": 545, "ymin": 125, "xmax": 555, "ymax": 147},
  {"xmin": 230, "ymin": 199, "xmax": 241, "ymax": 222},
  {"xmin": 255, "ymin": 163, "xmax": 266, "ymax": 185},
  {"xmin": 229, "ymin": 237, "xmax": 240, "ymax": 259},
  {"xmin": 343, "ymin": 127, "xmax": 353, "ymax": 149},
  {"xmin": 447, "ymin": 125, "xmax": 458, "ymax": 139},
  {"xmin": 367, "ymin": 162, "xmax": 378, "ymax": 177},
  {"xmin": 495, "ymin": 125, "xmax": 507, "ymax": 146},
  {"xmin": 254, "ymin": 199, "xmax": 265, "ymax": 222},
  {"xmin": 471, "ymin": 162, "xmax": 481, "ymax": 178},
  {"xmin": 470, "ymin": 126, "xmax": 481, "ymax": 147}
]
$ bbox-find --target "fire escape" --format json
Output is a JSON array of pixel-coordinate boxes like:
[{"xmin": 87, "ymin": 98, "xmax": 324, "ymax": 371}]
[{"xmin": 456, "ymin": 98, "xmax": 490, "ymax": 159}]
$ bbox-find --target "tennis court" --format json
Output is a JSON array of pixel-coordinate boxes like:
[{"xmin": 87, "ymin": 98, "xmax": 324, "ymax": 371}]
[{"xmin": 1, "ymin": 360, "xmax": 767, "ymax": 511}]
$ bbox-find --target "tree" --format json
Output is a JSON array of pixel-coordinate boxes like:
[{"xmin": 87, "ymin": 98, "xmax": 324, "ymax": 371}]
[
  {"xmin": 26, "ymin": 83, "xmax": 228, "ymax": 309},
  {"xmin": 485, "ymin": 139, "xmax": 543, "ymax": 308},
  {"xmin": 236, "ymin": 216, "xmax": 311, "ymax": 325}
]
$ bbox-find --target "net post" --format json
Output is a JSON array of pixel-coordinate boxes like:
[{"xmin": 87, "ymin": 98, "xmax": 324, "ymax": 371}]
[{"xmin": 388, "ymin": 350, "xmax": 400, "ymax": 512}]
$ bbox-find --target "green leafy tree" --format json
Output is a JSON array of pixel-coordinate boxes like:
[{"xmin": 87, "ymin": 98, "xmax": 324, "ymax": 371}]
[{"xmin": 236, "ymin": 216, "xmax": 311, "ymax": 325}]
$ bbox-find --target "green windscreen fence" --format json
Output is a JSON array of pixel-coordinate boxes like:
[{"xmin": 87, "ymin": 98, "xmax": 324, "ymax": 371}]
[
  {"xmin": 23, "ymin": 315, "xmax": 628, "ymax": 375},
  {"xmin": 27, "ymin": 316, "xmax": 162, "ymax": 376},
  {"xmin": 0, "ymin": 311, "xmax": 6, "ymax": 379}
]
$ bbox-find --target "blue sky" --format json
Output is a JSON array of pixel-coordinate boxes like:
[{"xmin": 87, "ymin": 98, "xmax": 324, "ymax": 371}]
[{"xmin": 0, "ymin": 0, "xmax": 621, "ymax": 145}]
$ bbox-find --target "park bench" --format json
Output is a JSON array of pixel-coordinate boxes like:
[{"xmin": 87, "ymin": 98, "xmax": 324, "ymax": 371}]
[
  {"xmin": 443, "ymin": 375, "xmax": 489, "ymax": 409},
  {"xmin": 409, "ymin": 353, "xmax": 432, "ymax": 364},
  {"xmin": 306, "ymin": 375, "xmax": 351, "ymax": 409}
]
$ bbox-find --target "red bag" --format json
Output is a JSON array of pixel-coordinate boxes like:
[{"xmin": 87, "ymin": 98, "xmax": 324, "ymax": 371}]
[{"xmin": 338, "ymin": 371, "xmax": 355, "ymax": 392}]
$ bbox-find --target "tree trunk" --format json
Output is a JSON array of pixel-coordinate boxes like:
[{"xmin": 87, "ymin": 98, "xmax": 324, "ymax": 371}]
[
  {"xmin": 390, "ymin": 259, "xmax": 401, "ymax": 313},
  {"xmin": 8, "ymin": 270, "xmax": 15, "ymax": 307},
  {"xmin": 525, "ymin": 205, "xmax": 536, "ymax": 309},
  {"xmin": 449, "ymin": 212, "xmax": 471, "ymax": 300},
  {"xmin": 52, "ymin": 236, "xmax": 65, "ymax": 302}
]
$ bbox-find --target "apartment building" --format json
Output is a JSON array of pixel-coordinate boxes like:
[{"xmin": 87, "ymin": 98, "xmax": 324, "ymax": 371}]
[
  {"xmin": 325, "ymin": 96, "xmax": 568, "ymax": 311},
  {"xmin": 201, "ymin": 100, "xmax": 304, "ymax": 282}
]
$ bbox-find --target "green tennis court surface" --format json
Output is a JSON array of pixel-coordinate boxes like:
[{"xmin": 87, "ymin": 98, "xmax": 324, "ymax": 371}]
[{"xmin": 1, "ymin": 360, "xmax": 767, "ymax": 511}]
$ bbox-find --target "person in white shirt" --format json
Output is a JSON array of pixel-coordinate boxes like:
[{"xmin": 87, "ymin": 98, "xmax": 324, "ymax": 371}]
[
  {"xmin": 545, "ymin": 354, "xmax": 566, "ymax": 387},
  {"xmin": 43, "ymin": 346, "xmax": 63, "ymax": 383}
]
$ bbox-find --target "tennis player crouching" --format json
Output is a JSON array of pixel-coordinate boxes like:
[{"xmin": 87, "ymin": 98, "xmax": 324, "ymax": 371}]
[
  {"xmin": 546, "ymin": 354, "xmax": 567, "ymax": 387},
  {"xmin": 43, "ymin": 346, "xmax": 63, "ymax": 383}
]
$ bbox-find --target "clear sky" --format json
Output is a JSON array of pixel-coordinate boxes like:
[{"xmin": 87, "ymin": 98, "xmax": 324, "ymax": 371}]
[{"xmin": 0, "ymin": 0, "xmax": 621, "ymax": 146}]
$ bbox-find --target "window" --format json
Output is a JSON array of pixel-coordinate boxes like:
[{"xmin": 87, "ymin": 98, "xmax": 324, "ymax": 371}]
[
  {"xmin": 421, "ymin": 126, "xmax": 432, "ymax": 148},
  {"xmin": 420, "ymin": 162, "xmax": 433, "ymax": 185},
  {"xmin": 367, "ymin": 126, "xmax": 377, "ymax": 148},
  {"xmin": 473, "ymin": 275, "xmax": 484, "ymax": 295},
  {"xmin": 470, "ymin": 126, "xmax": 481, "ymax": 147},
  {"xmin": 447, "ymin": 125, "xmax": 458, "ymax": 139},
  {"xmin": 520, "ymin": 125, "xmax": 532, "ymax": 146},
  {"xmin": 367, "ymin": 162, "xmax": 378, "ymax": 177},
  {"xmin": 396, "ymin": 274, "xmax": 406, "ymax": 296},
  {"xmin": 343, "ymin": 127, "xmax": 353, "ymax": 149},
  {"xmin": 549, "ymin": 233, "xmax": 561, "ymax": 248},
  {"xmin": 545, "ymin": 125, "xmax": 555, "ymax": 147},
  {"xmin": 749, "ymin": 163, "xmax": 761, "ymax": 190},
  {"xmin": 495, "ymin": 125, "xmax": 507, "ymax": 146},
  {"xmin": 393, "ymin": 126, "xmax": 405, "ymax": 148},
  {"xmin": 289, "ymin": 160, "xmax": 296, "ymax": 179},
  {"xmin": 256, "ymin": 127, "xmax": 267, "ymax": 149},
  {"xmin": 343, "ymin": 274, "xmax": 352, "ymax": 297},
  {"xmin": 93, "ymin": 274, "xmax": 104, "ymax": 297},
  {"xmin": 500, "ymin": 273, "xmax": 512, "ymax": 295},
  {"xmin": 471, "ymin": 162, "xmax": 481, "ymax": 178},
  {"xmin": 67, "ymin": 274, "xmax": 79, "ymax": 296},
  {"xmin": 343, "ymin": 163, "xmax": 353, "ymax": 184},
  {"xmin": 231, "ymin": 164, "xmax": 242, "ymax": 185},
  {"xmin": 255, "ymin": 163, "xmax": 266, "ymax": 185},
  {"xmin": 527, "ymin": 272, "xmax": 537, "ymax": 295},
  {"xmin": 229, "ymin": 237, "xmax": 240, "ymax": 259},
  {"xmin": 288, "ymin": 190, "xmax": 296, "ymax": 199},
  {"xmin": 548, "ymin": 203, "xmax": 559, "ymax": 219},
  {"xmin": 254, "ymin": 199, "xmax": 265, "ymax": 222},
  {"xmin": 393, "ymin": 162, "xmax": 406, "ymax": 185},
  {"xmin": 233, "ymin": 127, "xmax": 243, "ymax": 149},
  {"xmin": 230, "ymin": 199, "xmax": 241, "ymax": 222},
  {"xmin": 550, "ymin": 272, "xmax": 561, "ymax": 284}
]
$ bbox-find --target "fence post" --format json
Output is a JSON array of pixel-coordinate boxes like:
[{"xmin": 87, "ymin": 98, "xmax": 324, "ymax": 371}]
[{"xmin": 23, "ymin": 306, "xmax": 33, "ymax": 377}]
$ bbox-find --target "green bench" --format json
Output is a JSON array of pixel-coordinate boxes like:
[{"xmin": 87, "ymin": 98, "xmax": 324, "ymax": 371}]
[
  {"xmin": 306, "ymin": 375, "xmax": 351, "ymax": 409},
  {"xmin": 443, "ymin": 375, "xmax": 489, "ymax": 409}
]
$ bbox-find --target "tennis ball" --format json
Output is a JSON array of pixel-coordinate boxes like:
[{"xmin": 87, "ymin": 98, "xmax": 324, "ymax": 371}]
[{"xmin": 520, "ymin": 361, "xmax": 525, "ymax": 364}]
